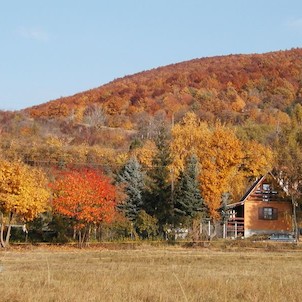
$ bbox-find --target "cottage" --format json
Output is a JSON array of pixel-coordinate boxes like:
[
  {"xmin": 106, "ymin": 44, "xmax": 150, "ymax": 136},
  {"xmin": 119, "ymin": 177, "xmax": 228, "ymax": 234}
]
[{"xmin": 225, "ymin": 173, "xmax": 293, "ymax": 238}]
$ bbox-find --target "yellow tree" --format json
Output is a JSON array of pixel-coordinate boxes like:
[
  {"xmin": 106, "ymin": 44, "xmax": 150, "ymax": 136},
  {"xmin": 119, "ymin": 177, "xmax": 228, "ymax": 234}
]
[
  {"xmin": 170, "ymin": 112, "xmax": 210, "ymax": 176},
  {"xmin": 171, "ymin": 114, "xmax": 275, "ymax": 219},
  {"xmin": 241, "ymin": 140, "xmax": 273, "ymax": 177},
  {"xmin": 132, "ymin": 140, "xmax": 157, "ymax": 169},
  {"xmin": 0, "ymin": 159, "xmax": 50, "ymax": 247},
  {"xmin": 199, "ymin": 124, "xmax": 243, "ymax": 219},
  {"xmin": 170, "ymin": 112, "xmax": 243, "ymax": 219},
  {"xmin": 229, "ymin": 140, "xmax": 273, "ymax": 202}
]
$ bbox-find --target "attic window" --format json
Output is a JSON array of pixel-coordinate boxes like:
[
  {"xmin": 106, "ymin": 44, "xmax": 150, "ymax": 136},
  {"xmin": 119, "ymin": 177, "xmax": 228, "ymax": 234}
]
[
  {"xmin": 262, "ymin": 184, "xmax": 271, "ymax": 201},
  {"xmin": 258, "ymin": 207, "xmax": 278, "ymax": 220},
  {"xmin": 262, "ymin": 184, "xmax": 270, "ymax": 193}
]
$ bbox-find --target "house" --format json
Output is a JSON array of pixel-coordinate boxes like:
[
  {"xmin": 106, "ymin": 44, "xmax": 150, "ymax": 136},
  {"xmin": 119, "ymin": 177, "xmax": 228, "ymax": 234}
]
[{"xmin": 225, "ymin": 173, "xmax": 293, "ymax": 238}]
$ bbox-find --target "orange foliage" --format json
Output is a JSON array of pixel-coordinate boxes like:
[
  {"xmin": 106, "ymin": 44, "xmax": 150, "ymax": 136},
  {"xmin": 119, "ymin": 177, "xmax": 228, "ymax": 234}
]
[
  {"xmin": 26, "ymin": 49, "xmax": 302, "ymax": 128},
  {"xmin": 170, "ymin": 113, "xmax": 244, "ymax": 219},
  {"xmin": 50, "ymin": 169, "xmax": 117, "ymax": 226},
  {"xmin": 199, "ymin": 124, "xmax": 244, "ymax": 219}
]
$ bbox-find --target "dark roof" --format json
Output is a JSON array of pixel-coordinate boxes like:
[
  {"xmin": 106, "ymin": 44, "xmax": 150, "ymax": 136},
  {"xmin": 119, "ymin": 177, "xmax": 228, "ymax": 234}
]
[
  {"xmin": 225, "ymin": 175, "xmax": 266, "ymax": 209},
  {"xmin": 225, "ymin": 200, "xmax": 244, "ymax": 209},
  {"xmin": 226, "ymin": 172, "xmax": 291, "ymax": 210},
  {"xmin": 239, "ymin": 175, "xmax": 266, "ymax": 202}
]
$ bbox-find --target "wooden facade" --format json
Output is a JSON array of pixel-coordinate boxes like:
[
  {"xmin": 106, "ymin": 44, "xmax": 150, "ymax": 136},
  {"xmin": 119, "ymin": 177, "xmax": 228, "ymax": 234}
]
[{"xmin": 226, "ymin": 173, "xmax": 293, "ymax": 238}]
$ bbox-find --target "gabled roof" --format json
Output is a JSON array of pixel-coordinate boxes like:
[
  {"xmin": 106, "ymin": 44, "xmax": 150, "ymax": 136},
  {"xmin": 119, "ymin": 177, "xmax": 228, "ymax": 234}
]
[
  {"xmin": 239, "ymin": 175, "xmax": 267, "ymax": 203},
  {"xmin": 225, "ymin": 200, "xmax": 244, "ymax": 209},
  {"xmin": 225, "ymin": 172, "xmax": 290, "ymax": 210},
  {"xmin": 226, "ymin": 175, "xmax": 266, "ymax": 209}
]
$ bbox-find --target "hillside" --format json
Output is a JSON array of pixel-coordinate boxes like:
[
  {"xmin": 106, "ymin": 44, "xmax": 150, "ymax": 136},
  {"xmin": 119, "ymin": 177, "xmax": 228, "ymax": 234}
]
[
  {"xmin": 1, "ymin": 48, "xmax": 302, "ymax": 234},
  {"xmin": 26, "ymin": 48, "xmax": 302, "ymax": 128},
  {"xmin": 1, "ymin": 48, "xmax": 302, "ymax": 172}
]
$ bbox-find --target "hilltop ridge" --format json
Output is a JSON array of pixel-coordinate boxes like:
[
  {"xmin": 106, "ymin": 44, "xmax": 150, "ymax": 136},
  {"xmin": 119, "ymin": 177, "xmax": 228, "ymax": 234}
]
[{"xmin": 26, "ymin": 48, "xmax": 302, "ymax": 128}]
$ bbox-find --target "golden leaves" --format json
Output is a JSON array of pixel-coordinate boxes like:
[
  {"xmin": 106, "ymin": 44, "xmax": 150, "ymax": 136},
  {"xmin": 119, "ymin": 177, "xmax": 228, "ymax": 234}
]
[
  {"xmin": 0, "ymin": 159, "xmax": 50, "ymax": 221},
  {"xmin": 170, "ymin": 112, "xmax": 210, "ymax": 176},
  {"xmin": 132, "ymin": 140, "xmax": 157, "ymax": 169},
  {"xmin": 171, "ymin": 112, "xmax": 271, "ymax": 219},
  {"xmin": 241, "ymin": 140, "xmax": 273, "ymax": 178},
  {"xmin": 198, "ymin": 123, "xmax": 244, "ymax": 219}
]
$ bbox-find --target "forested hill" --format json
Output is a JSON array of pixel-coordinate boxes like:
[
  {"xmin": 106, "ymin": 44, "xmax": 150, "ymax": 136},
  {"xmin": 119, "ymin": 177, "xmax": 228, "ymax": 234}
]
[{"xmin": 27, "ymin": 48, "xmax": 302, "ymax": 128}]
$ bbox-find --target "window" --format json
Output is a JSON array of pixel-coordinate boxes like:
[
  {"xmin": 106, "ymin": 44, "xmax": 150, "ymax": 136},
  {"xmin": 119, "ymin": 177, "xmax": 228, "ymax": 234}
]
[
  {"xmin": 262, "ymin": 184, "xmax": 273, "ymax": 201},
  {"xmin": 258, "ymin": 207, "xmax": 278, "ymax": 220},
  {"xmin": 263, "ymin": 207, "xmax": 273, "ymax": 219},
  {"xmin": 262, "ymin": 184, "xmax": 270, "ymax": 193}
]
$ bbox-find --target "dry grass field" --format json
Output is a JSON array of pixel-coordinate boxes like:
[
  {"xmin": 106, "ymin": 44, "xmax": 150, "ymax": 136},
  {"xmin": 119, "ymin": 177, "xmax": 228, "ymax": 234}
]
[{"xmin": 0, "ymin": 243, "xmax": 302, "ymax": 302}]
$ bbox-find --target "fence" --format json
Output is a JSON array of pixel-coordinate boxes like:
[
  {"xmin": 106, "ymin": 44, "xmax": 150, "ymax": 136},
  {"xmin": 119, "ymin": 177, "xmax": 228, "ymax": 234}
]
[{"xmin": 200, "ymin": 218, "xmax": 244, "ymax": 239}]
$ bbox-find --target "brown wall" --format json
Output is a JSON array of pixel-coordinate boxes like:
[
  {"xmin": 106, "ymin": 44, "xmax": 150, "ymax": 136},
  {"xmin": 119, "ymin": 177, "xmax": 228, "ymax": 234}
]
[{"xmin": 244, "ymin": 199, "xmax": 292, "ymax": 233}]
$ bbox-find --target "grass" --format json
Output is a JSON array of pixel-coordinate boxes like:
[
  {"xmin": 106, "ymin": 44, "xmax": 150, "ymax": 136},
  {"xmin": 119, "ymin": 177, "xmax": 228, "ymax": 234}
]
[{"xmin": 0, "ymin": 243, "xmax": 302, "ymax": 301}]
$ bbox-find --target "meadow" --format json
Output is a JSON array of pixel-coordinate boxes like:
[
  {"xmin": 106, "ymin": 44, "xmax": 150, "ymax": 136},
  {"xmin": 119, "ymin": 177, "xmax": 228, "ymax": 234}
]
[{"xmin": 0, "ymin": 243, "xmax": 301, "ymax": 302}]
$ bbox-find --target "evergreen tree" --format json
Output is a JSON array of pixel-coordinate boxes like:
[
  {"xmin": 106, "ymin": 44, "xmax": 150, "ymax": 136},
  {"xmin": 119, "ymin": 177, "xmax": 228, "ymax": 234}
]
[
  {"xmin": 117, "ymin": 157, "xmax": 144, "ymax": 221},
  {"xmin": 174, "ymin": 155, "xmax": 205, "ymax": 224},
  {"xmin": 145, "ymin": 124, "xmax": 173, "ymax": 228}
]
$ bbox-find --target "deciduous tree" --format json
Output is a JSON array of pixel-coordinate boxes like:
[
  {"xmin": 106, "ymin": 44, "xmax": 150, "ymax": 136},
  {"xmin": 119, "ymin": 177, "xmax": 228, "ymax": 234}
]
[
  {"xmin": 0, "ymin": 159, "xmax": 50, "ymax": 247},
  {"xmin": 50, "ymin": 168, "xmax": 117, "ymax": 246},
  {"xmin": 199, "ymin": 123, "xmax": 243, "ymax": 219},
  {"xmin": 170, "ymin": 112, "xmax": 210, "ymax": 176},
  {"xmin": 275, "ymin": 115, "xmax": 302, "ymax": 240},
  {"xmin": 170, "ymin": 112, "xmax": 243, "ymax": 219}
]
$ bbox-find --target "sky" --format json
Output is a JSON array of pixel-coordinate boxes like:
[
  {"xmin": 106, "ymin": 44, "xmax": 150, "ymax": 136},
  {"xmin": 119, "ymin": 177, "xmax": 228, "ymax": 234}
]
[{"xmin": 1, "ymin": 0, "xmax": 302, "ymax": 111}]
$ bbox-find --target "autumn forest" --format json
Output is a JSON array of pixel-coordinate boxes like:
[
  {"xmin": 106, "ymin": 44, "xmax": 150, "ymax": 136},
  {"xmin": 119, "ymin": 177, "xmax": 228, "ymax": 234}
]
[{"xmin": 1, "ymin": 48, "xmax": 302, "ymax": 245}]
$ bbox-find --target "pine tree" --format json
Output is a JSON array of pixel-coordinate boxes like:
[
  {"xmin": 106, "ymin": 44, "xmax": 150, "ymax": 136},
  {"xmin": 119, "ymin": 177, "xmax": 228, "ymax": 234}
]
[
  {"xmin": 117, "ymin": 157, "xmax": 144, "ymax": 221},
  {"xmin": 145, "ymin": 124, "xmax": 173, "ymax": 228},
  {"xmin": 174, "ymin": 155, "xmax": 205, "ymax": 224}
]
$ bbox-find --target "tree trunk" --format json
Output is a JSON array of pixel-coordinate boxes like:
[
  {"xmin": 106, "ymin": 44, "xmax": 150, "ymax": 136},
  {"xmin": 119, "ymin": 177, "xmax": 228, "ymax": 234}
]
[
  {"xmin": 5, "ymin": 212, "xmax": 13, "ymax": 246},
  {"xmin": 78, "ymin": 228, "xmax": 88, "ymax": 248},
  {"xmin": 0, "ymin": 225, "xmax": 5, "ymax": 248},
  {"xmin": 78, "ymin": 230, "xmax": 82, "ymax": 248},
  {"xmin": 0, "ymin": 212, "xmax": 5, "ymax": 248},
  {"xmin": 86, "ymin": 225, "xmax": 91, "ymax": 244}
]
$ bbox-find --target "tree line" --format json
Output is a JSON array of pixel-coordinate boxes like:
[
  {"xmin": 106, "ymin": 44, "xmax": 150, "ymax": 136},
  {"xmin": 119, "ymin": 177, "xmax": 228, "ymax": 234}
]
[{"xmin": 1, "ymin": 108, "xmax": 302, "ymax": 246}]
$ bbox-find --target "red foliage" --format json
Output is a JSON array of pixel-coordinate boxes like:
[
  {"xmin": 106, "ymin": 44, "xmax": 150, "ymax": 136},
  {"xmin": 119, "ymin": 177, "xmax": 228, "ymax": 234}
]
[
  {"xmin": 50, "ymin": 169, "xmax": 117, "ymax": 225},
  {"xmin": 25, "ymin": 48, "xmax": 302, "ymax": 127}
]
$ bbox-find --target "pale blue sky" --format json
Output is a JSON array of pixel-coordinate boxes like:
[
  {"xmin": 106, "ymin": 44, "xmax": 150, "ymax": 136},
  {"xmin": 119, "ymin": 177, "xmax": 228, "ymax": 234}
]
[{"xmin": 1, "ymin": 0, "xmax": 302, "ymax": 110}]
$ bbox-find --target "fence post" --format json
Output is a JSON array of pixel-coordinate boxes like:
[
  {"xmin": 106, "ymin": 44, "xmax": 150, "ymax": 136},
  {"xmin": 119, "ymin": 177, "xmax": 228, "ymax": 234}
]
[
  {"xmin": 208, "ymin": 220, "xmax": 211, "ymax": 239},
  {"xmin": 235, "ymin": 221, "xmax": 238, "ymax": 239}
]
